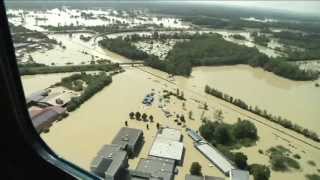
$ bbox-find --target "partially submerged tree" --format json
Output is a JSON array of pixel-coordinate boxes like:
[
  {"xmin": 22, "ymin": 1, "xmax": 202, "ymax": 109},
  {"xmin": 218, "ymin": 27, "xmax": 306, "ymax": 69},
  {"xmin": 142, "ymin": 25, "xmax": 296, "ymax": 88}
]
[{"xmin": 190, "ymin": 162, "xmax": 202, "ymax": 176}]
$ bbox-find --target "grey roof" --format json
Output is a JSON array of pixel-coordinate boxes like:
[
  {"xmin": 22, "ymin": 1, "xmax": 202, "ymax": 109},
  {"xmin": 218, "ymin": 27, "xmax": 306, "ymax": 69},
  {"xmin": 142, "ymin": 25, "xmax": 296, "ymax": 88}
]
[
  {"xmin": 195, "ymin": 142, "xmax": 234, "ymax": 175},
  {"xmin": 135, "ymin": 157, "xmax": 175, "ymax": 180},
  {"xmin": 149, "ymin": 137, "xmax": 184, "ymax": 161},
  {"xmin": 157, "ymin": 128, "xmax": 182, "ymax": 142},
  {"xmin": 112, "ymin": 127, "xmax": 143, "ymax": 148},
  {"xmin": 29, "ymin": 106, "xmax": 66, "ymax": 132},
  {"xmin": 229, "ymin": 169, "xmax": 249, "ymax": 180},
  {"xmin": 91, "ymin": 144, "xmax": 127, "ymax": 178},
  {"xmin": 187, "ymin": 129, "xmax": 204, "ymax": 142},
  {"xmin": 185, "ymin": 175, "xmax": 224, "ymax": 180},
  {"xmin": 185, "ymin": 175, "xmax": 203, "ymax": 180}
]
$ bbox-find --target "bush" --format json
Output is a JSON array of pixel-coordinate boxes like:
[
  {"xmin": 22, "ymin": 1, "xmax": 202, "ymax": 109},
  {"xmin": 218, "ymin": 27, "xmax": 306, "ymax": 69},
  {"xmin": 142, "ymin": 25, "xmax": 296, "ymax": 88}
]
[
  {"xmin": 190, "ymin": 162, "xmax": 202, "ymax": 176},
  {"xmin": 249, "ymin": 164, "xmax": 271, "ymax": 180},
  {"xmin": 234, "ymin": 152, "xmax": 248, "ymax": 170}
]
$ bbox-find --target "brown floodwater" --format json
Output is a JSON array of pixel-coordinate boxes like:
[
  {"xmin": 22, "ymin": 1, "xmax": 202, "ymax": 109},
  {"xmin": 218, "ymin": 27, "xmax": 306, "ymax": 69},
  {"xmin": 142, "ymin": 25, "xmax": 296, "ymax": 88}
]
[
  {"xmin": 21, "ymin": 66, "xmax": 320, "ymax": 180},
  {"xmin": 174, "ymin": 65, "xmax": 320, "ymax": 134}
]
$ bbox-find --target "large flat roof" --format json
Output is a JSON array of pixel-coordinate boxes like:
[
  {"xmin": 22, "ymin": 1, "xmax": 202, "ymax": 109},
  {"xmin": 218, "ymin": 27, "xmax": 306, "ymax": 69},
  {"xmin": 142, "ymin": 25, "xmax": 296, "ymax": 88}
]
[
  {"xmin": 196, "ymin": 143, "xmax": 234, "ymax": 175},
  {"xmin": 91, "ymin": 144, "xmax": 127, "ymax": 177},
  {"xmin": 149, "ymin": 138, "xmax": 184, "ymax": 161},
  {"xmin": 157, "ymin": 128, "xmax": 182, "ymax": 142},
  {"xmin": 136, "ymin": 157, "xmax": 175, "ymax": 180},
  {"xmin": 112, "ymin": 127, "xmax": 143, "ymax": 148},
  {"xmin": 229, "ymin": 169, "xmax": 249, "ymax": 180}
]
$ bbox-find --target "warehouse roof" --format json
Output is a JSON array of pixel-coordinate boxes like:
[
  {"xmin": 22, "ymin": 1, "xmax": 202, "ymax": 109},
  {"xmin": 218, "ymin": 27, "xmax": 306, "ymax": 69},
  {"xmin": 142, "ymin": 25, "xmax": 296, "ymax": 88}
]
[
  {"xmin": 229, "ymin": 169, "xmax": 249, "ymax": 180},
  {"xmin": 91, "ymin": 144, "xmax": 127, "ymax": 178},
  {"xmin": 135, "ymin": 157, "xmax": 175, "ymax": 180},
  {"xmin": 157, "ymin": 128, "xmax": 182, "ymax": 142},
  {"xmin": 185, "ymin": 174, "xmax": 225, "ymax": 180},
  {"xmin": 187, "ymin": 129, "xmax": 204, "ymax": 142},
  {"xmin": 149, "ymin": 138, "xmax": 184, "ymax": 161},
  {"xmin": 112, "ymin": 127, "xmax": 143, "ymax": 148},
  {"xmin": 195, "ymin": 142, "xmax": 234, "ymax": 175}
]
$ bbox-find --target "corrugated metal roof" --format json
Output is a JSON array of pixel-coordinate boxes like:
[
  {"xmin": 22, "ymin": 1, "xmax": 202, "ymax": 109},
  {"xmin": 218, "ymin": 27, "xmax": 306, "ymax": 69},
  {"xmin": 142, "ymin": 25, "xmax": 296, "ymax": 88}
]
[
  {"xmin": 112, "ymin": 127, "xmax": 143, "ymax": 148},
  {"xmin": 229, "ymin": 169, "xmax": 249, "ymax": 180},
  {"xmin": 157, "ymin": 128, "xmax": 182, "ymax": 142},
  {"xmin": 187, "ymin": 129, "xmax": 204, "ymax": 142},
  {"xmin": 149, "ymin": 138, "xmax": 184, "ymax": 161},
  {"xmin": 196, "ymin": 143, "xmax": 234, "ymax": 175}
]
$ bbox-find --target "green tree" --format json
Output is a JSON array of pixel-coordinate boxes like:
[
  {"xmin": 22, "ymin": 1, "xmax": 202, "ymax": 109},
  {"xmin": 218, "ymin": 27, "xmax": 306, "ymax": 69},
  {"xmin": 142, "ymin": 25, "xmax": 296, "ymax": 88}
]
[
  {"xmin": 129, "ymin": 112, "xmax": 135, "ymax": 119},
  {"xmin": 135, "ymin": 112, "xmax": 141, "ymax": 120},
  {"xmin": 250, "ymin": 164, "xmax": 271, "ymax": 180},
  {"xmin": 190, "ymin": 162, "xmax": 202, "ymax": 176},
  {"xmin": 213, "ymin": 124, "xmax": 232, "ymax": 145},
  {"xmin": 234, "ymin": 152, "xmax": 248, "ymax": 170},
  {"xmin": 233, "ymin": 119, "xmax": 258, "ymax": 140},
  {"xmin": 149, "ymin": 115, "xmax": 154, "ymax": 122},
  {"xmin": 142, "ymin": 113, "xmax": 148, "ymax": 121}
]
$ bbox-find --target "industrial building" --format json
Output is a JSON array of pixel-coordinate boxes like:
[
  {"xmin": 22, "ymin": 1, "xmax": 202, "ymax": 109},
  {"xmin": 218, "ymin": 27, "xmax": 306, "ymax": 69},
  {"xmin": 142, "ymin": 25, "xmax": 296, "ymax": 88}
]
[
  {"xmin": 112, "ymin": 127, "xmax": 144, "ymax": 157},
  {"xmin": 195, "ymin": 142, "xmax": 234, "ymax": 175},
  {"xmin": 26, "ymin": 89, "xmax": 50, "ymax": 107},
  {"xmin": 229, "ymin": 169, "xmax": 249, "ymax": 180},
  {"xmin": 91, "ymin": 144, "xmax": 128, "ymax": 180},
  {"xmin": 149, "ymin": 128, "xmax": 184, "ymax": 164},
  {"xmin": 187, "ymin": 129, "xmax": 204, "ymax": 142},
  {"xmin": 131, "ymin": 156, "xmax": 176, "ymax": 180},
  {"xmin": 187, "ymin": 129, "xmax": 249, "ymax": 179},
  {"xmin": 28, "ymin": 106, "xmax": 66, "ymax": 133},
  {"xmin": 185, "ymin": 174, "xmax": 225, "ymax": 180}
]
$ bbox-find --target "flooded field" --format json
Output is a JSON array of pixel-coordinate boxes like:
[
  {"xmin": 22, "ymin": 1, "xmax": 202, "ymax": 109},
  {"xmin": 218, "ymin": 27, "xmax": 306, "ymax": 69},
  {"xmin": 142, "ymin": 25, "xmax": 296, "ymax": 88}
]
[
  {"xmin": 21, "ymin": 66, "xmax": 320, "ymax": 180},
  {"xmin": 12, "ymin": 5, "xmax": 320, "ymax": 180}
]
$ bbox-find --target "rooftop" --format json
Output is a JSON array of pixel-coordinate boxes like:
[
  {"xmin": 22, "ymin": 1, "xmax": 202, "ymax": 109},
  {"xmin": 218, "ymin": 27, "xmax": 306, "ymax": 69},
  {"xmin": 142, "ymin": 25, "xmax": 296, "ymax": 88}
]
[
  {"xmin": 185, "ymin": 175, "xmax": 225, "ymax": 180},
  {"xmin": 187, "ymin": 129, "xmax": 204, "ymax": 142},
  {"xmin": 91, "ymin": 144, "xmax": 127, "ymax": 178},
  {"xmin": 157, "ymin": 128, "xmax": 182, "ymax": 142},
  {"xmin": 229, "ymin": 169, "xmax": 249, "ymax": 180},
  {"xmin": 112, "ymin": 127, "xmax": 143, "ymax": 148},
  {"xmin": 195, "ymin": 142, "xmax": 234, "ymax": 175},
  {"xmin": 149, "ymin": 137, "xmax": 184, "ymax": 161},
  {"xmin": 135, "ymin": 157, "xmax": 176, "ymax": 180}
]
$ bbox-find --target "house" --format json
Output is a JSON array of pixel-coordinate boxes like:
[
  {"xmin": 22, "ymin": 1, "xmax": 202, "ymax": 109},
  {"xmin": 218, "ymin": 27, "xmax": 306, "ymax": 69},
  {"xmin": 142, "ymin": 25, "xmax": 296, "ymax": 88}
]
[
  {"xmin": 111, "ymin": 127, "xmax": 144, "ymax": 157},
  {"xmin": 91, "ymin": 144, "xmax": 128, "ymax": 180}
]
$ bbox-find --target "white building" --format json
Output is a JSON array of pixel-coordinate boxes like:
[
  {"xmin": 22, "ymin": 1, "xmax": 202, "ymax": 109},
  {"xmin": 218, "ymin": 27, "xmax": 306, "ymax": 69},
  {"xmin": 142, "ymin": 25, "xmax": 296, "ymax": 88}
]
[{"xmin": 149, "ymin": 128, "xmax": 184, "ymax": 164}]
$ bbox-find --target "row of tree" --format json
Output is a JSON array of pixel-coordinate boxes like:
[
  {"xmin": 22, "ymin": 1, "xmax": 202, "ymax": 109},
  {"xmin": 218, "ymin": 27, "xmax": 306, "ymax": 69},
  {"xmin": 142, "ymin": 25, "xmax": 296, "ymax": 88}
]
[
  {"xmin": 99, "ymin": 37, "xmax": 149, "ymax": 60},
  {"xmin": 205, "ymin": 85, "xmax": 320, "ymax": 142},
  {"xmin": 19, "ymin": 63, "xmax": 122, "ymax": 75}
]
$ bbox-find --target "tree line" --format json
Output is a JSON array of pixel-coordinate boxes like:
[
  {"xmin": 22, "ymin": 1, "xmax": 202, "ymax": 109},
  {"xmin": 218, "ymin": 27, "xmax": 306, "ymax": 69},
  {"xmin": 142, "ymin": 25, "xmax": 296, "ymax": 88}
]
[
  {"xmin": 65, "ymin": 72, "xmax": 113, "ymax": 112},
  {"xmin": 19, "ymin": 63, "xmax": 122, "ymax": 75},
  {"xmin": 205, "ymin": 85, "xmax": 320, "ymax": 142},
  {"xmin": 146, "ymin": 34, "xmax": 318, "ymax": 80}
]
